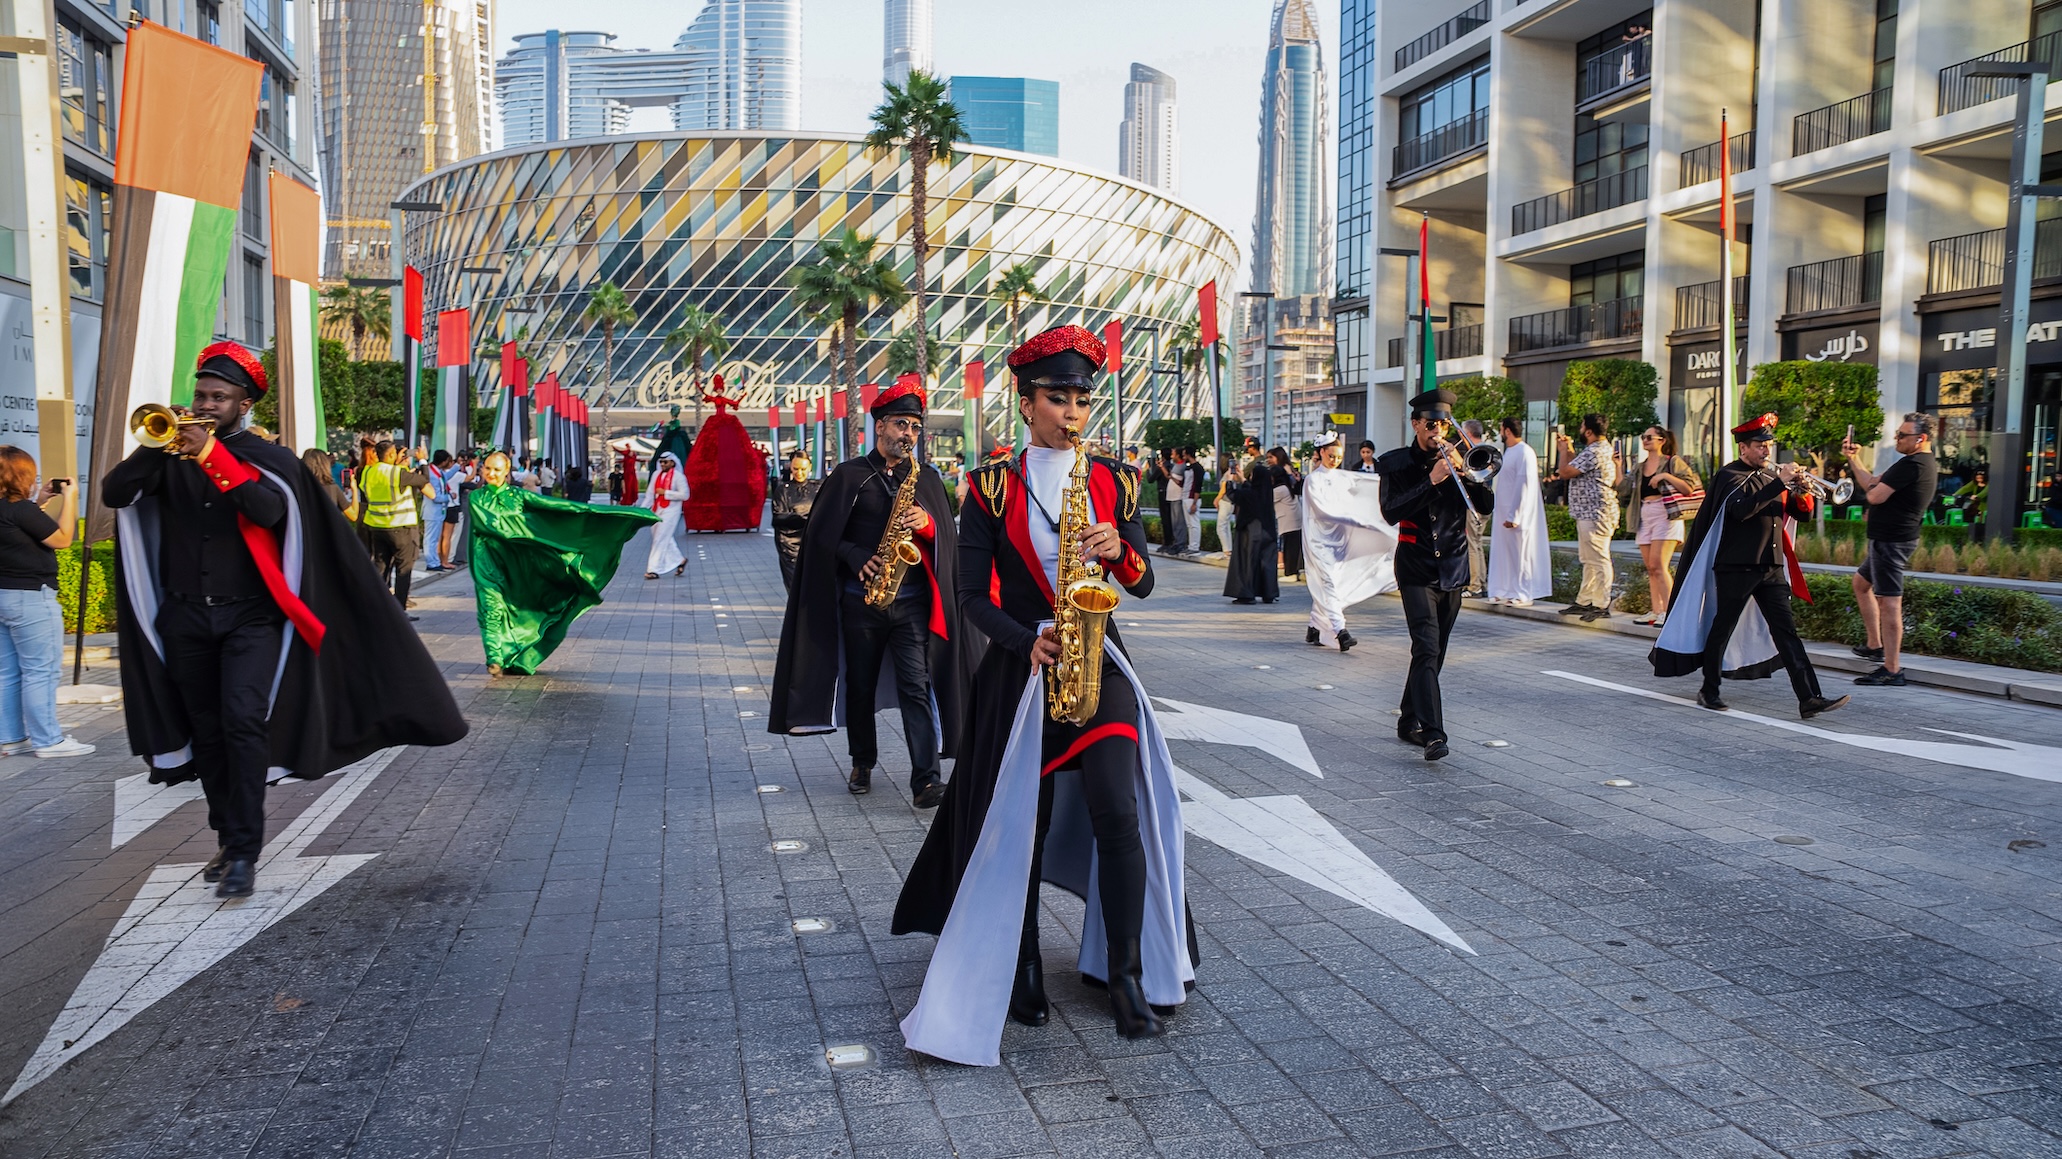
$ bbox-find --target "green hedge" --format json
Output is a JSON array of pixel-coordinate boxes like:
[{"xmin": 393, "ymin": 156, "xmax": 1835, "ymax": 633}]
[
  {"xmin": 1548, "ymin": 547, "xmax": 2062, "ymax": 672},
  {"xmin": 1811, "ymin": 517, "xmax": 2062, "ymax": 551},
  {"xmin": 1142, "ymin": 515, "xmax": 1222, "ymax": 554},
  {"xmin": 1546, "ymin": 504, "xmax": 1635, "ymax": 541},
  {"xmin": 57, "ymin": 543, "xmax": 117, "ymax": 635}
]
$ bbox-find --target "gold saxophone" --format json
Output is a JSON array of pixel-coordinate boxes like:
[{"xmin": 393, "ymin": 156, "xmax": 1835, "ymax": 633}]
[
  {"xmin": 1048, "ymin": 428, "xmax": 1123, "ymax": 724},
  {"xmin": 863, "ymin": 461, "xmax": 924, "ymax": 608}
]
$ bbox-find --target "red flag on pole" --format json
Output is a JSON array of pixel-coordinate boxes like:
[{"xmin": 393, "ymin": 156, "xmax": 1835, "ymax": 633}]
[
  {"xmin": 436, "ymin": 309, "xmax": 470, "ymax": 368},
  {"xmin": 860, "ymin": 382, "xmax": 878, "ymax": 410},
  {"xmin": 1103, "ymin": 321, "xmax": 1123, "ymax": 374},
  {"xmin": 963, "ymin": 359, "xmax": 984, "ymax": 401},
  {"xmin": 404, "ymin": 267, "xmax": 424, "ymax": 342},
  {"xmin": 500, "ymin": 341, "xmax": 519, "ymax": 386},
  {"xmin": 794, "ymin": 399, "xmax": 807, "ymax": 425},
  {"xmin": 1198, "ymin": 280, "xmax": 1219, "ymax": 346},
  {"xmin": 512, "ymin": 358, "xmax": 529, "ymax": 394},
  {"xmin": 816, "ymin": 396, "xmax": 827, "ymax": 423},
  {"xmin": 768, "ymin": 407, "xmax": 781, "ymax": 430},
  {"xmin": 833, "ymin": 392, "xmax": 849, "ymax": 420}
]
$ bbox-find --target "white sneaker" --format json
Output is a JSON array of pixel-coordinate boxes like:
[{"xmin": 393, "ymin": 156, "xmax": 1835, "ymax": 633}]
[
  {"xmin": 35, "ymin": 736, "xmax": 95, "ymax": 758},
  {"xmin": 0, "ymin": 739, "xmax": 32, "ymax": 756}
]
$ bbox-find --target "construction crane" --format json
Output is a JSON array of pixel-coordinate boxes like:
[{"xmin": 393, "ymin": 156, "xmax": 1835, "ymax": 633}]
[{"xmin": 421, "ymin": 0, "xmax": 438, "ymax": 173}]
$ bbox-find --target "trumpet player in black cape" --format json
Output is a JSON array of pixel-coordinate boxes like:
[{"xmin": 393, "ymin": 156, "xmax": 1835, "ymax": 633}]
[
  {"xmin": 892, "ymin": 325, "xmax": 1196, "ymax": 1067},
  {"xmin": 767, "ymin": 374, "xmax": 970, "ymax": 805}
]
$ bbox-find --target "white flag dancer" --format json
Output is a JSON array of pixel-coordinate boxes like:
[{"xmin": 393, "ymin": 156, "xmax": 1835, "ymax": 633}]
[{"xmin": 1300, "ymin": 432, "xmax": 1398, "ymax": 652}]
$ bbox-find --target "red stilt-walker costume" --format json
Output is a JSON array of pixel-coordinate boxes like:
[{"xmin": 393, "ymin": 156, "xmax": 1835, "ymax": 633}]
[{"xmin": 682, "ymin": 376, "xmax": 767, "ymax": 531}]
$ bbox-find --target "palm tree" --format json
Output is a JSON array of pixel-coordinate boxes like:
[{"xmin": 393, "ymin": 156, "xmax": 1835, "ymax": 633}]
[
  {"xmin": 884, "ymin": 325, "xmax": 951, "ymax": 379},
  {"xmin": 787, "ymin": 229, "xmax": 909, "ymax": 455},
  {"xmin": 662, "ymin": 304, "xmax": 729, "ymax": 428},
  {"xmin": 320, "ymin": 283, "xmax": 390, "ymax": 359},
  {"xmin": 581, "ymin": 282, "xmax": 635, "ymax": 438},
  {"xmin": 863, "ymin": 70, "xmax": 967, "ymax": 392},
  {"xmin": 989, "ymin": 262, "xmax": 1051, "ymax": 347}
]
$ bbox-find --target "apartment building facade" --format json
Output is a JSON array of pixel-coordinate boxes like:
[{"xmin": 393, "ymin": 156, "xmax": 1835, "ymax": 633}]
[{"xmin": 1341, "ymin": 0, "xmax": 2062, "ymax": 517}]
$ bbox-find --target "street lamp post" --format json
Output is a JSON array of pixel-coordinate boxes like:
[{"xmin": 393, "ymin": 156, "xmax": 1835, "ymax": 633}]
[{"xmin": 1968, "ymin": 62, "xmax": 2062, "ymax": 544}]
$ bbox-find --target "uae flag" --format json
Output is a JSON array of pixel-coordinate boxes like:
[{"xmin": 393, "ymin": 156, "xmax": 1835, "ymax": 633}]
[
  {"xmin": 433, "ymin": 309, "xmax": 470, "ymax": 454},
  {"xmin": 86, "ymin": 22, "xmax": 261, "ymax": 541},
  {"xmin": 269, "ymin": 172, "xmax": 324, "ymax": 451}
]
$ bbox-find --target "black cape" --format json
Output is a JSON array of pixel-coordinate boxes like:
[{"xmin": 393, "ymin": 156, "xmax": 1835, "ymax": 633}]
[
  {"xmin": 767, "ymin": 455, "xmax": 975, "ymax": 757},
  {"xmin": 1648, "ymin": 461, "xmax": 1783, "ymax": 682},
  {"xmin": 107, "ymin": 433, "xmax": 469, "ymax": 783}
]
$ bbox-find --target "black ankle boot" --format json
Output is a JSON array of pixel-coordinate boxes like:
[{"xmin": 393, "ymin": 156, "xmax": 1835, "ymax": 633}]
[
  {"xmin": 1106, "ymin": 939, "xmax": 1163, "ymax": 1039},
  {"xmin": 1009, "ymin": 952, "xmax": 1049, "ymax": 1027}
]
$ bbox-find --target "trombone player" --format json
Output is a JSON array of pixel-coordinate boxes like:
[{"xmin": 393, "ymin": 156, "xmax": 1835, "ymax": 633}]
[{"xmin": 1372, "ymin": 389, "xmax": 1495, "ymax": 761}]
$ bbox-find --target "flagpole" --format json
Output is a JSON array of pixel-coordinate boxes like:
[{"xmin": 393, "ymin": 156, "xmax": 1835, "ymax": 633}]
[
  {"xmin": 1718, "ymin": 108, "xmax": 1739, "ymax": 440},
  {"xmin": 1419, "ymin": 213, "xmax": 1437, "ymax": 396}
]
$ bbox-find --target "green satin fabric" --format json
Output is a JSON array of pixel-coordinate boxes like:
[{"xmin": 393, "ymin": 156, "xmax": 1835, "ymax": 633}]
[{"xmin": 468, "ymin": 484, "xmax": 659, "ymax": 674}]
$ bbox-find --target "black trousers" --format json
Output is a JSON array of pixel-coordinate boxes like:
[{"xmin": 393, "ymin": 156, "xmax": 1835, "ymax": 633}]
[
  {"xmin": 840, "ymin": 594, "xmax": 940, "ymax": 789},
  {"xmin": 1280, "ymin": 529, "xmax": 1304, "ymax": 577},
  {"xmin": 1026, "ymin": 660, "xmax": 1145, "ymax": 958},
  {"xmin": 1398, "ymin": 583, "xmax": 1463, "ymax": 743},
  {"xmin": 1704, "ymin": 569, "xmax": 1823, "ymax": 703},
  {"xmin": 367, "ymin": 525, "xmax": 419, "ymax": 605},
  {"xmin": 157, "ymin": 597, "xmax": 283, "ymax": 859}
]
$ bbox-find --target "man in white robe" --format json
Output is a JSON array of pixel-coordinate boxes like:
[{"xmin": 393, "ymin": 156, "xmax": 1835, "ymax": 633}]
[
  {"xmin": 640, "ymin": 450, "xmax": 689, "ymax": 577},
  {"xmin": 1301, "ymin": 431, "xmax": 1397, "ymax": 652},
  {"xmin": 1488, "ymin": 418, "xmax": 1552, "ymax": 606}
]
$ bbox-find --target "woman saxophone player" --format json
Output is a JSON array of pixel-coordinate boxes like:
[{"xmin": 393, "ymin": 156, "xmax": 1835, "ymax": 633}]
[{"xmin": 893, "ymin": 325, "xmax": 1196, "ymax": 1065}]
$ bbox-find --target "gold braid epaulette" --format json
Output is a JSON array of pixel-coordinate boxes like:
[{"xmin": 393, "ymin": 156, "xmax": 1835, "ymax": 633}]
[
  {"xmin": 971, "ymin": 460, "xmax": 1011, "ymax": 515},
  {"xmin": 1090, "ymin": 456, "xmax": 1141, "ymax": 522}
]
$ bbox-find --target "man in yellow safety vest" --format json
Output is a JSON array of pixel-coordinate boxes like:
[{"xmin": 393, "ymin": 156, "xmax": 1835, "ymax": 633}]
[{"xmin": 362, "ymin": 441, "xmax": 428, "ymax": 617}]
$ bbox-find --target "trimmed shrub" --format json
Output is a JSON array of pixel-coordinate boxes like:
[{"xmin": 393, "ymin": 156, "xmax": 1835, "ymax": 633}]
[{"xmin": 57, "ymin": 543, "xmax": 116, "ymax": 635}]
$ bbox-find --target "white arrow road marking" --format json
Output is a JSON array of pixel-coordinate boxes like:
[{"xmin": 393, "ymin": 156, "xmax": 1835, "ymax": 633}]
[
  {"xmin": 1547, "ymin": 670, "xmax": 2062, "ymax": 784},
  {"xmin": 1174, "ymin": 767, "xmax": 1475, "ymax": 954},
  {"xmin": 4, "ymin": 748, "xmax": 403, "ymax": 1105},
  {"xmin": 1155, "ymin": 697, "xmax": 1323, "ymax": 778},
  {"xmin": 110, "ymin": 774, "xmax": 205, "ymax": 850}
]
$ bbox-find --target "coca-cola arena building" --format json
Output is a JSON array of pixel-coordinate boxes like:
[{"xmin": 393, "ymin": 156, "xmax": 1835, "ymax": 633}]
[{"xmin": 396, "ymin": 132, "xmax": 1240, "ymax": 461}]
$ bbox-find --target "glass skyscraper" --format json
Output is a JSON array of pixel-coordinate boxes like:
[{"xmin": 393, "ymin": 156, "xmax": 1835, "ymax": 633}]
[
  {"xmin": 946, "ymin": 77, "xmax": 1060, "ymax": 157},
  {"xmin": 1119, "ymin": 64, "xmax": 1179, "ymax": 195},
  {"xmin": 1330, "ymin": 0, "xmax": 1376, "ymax": 432},
  {"xmin": 674, "ymin": 0, "xmax": 801, "ymax": 132},
  {"xmin": 883, "ymin": 0, "xmax": 932, "ymax": 87},
  {"xmin": 1249, "ymin": 0, "xmax": 1330, "ymax": 299},
  {"xmin": 497, "ymin": 31, "xmax": 704, "ymax": 147}
]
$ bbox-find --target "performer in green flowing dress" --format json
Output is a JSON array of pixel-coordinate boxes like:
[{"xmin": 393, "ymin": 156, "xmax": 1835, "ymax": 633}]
[{"xmin": 469, "ymin": 452, "xmax": 659, "ymax": 676}]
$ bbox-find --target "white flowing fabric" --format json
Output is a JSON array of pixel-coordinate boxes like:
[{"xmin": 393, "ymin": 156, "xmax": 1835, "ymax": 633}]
[
  {"xmin": 900, "ymin": 639, "xmax": 1191, "ymax": 1068},
  {"xmin": 1655, "ymin": 515, "xmax": 1778, "ymax": 672},
  {"xmin": 1488, "ymin": 442, "xmax": 1553, "ymax": 601},
  {"xmin": 640, "ymin": 454, "xmax": 689, "ymax": 573},
  {"xmin": 1299, "ymin": 467, "xmax": 1398, "ymax": 642}
]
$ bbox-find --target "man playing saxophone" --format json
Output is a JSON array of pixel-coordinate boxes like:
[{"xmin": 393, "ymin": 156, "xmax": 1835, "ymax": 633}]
[
  {"xmin": 892, "ymin": 325, "xmax": 1197, "ymax": 1066},
  {"xmin": 769, "ymin": 373, "xmax": 965, "ymax": 807}
]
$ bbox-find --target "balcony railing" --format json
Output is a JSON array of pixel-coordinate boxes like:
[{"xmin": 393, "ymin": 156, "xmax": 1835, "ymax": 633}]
[
  {"xmin": 1508, "ymin": 297, "xmax": 1643, "ymax": 353},
  {"xmin": 1385, "ymin": 323, "xmax": 1486, "ymax": 367},
  {"xmin": 1678, "ymin": 130, "xmax": 1756, "ymax": 188},
  {"xmin": 1392, "ymin": 109, "xmax": 1488, "ymax": 180},
  {"xmin": 1785, "ymin": 252, "xmax": 1884, "ymax": 314},
  {"xmin": 1938, "ymin": 31, "xmax": 2062, "ymax": 116},
  {"xmin": 1926, "ymin": 219, "xmax": 2062, "ymax": 294},
  {"xmin": 1673, "ymin": 276, "xmax": 1751, "ymax": 331},
  {"xmin": 1394, "ymin": 0, "xmax": 1493, "ymax": 72},
  {"xmin": 1577, "ymin": 35, "xmax": 1653, "ymax": 107},
  {"xmin": 1511, "ymin": 166, "xmax": 1648, "ymax": 234},
  {"xmin": 1793, "ymin": 88, "xmax": 1892, "ymax": 155}
]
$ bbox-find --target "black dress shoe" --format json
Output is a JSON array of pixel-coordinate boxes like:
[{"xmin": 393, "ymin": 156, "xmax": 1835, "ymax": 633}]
[
  {"xmin": 216, "ymin": 859, "xmax": 256, "ymax": 898},
  {"xmin": 1558, "ymin": 603, "xmax": 1593, "ymax": 616},
  {"xmin": 847, "ymin": 767, "xmax": 872, "ymax": 795},
  {"xmin": 1337, "ymin": 630, "xmax": 1357, "ymax": 653},
  {"xmin": 1851, "ymin": 644, "xmax": 1885, "ymax": 662},
  {"xmin": 1854, "ymin": 667, "xmax": 1906, "ymax": 687},
  {"xmin": 1306, "ymin": 627, "xmax": 1321, "ymax": 645},
  {"xmin": 1696, "ymin": 689, "xmax": 1728, "ymax": 711},
  {"xmin": 202, "ymin": 849, "xmax": 230, "ymax": 883},
  {"xmin": 912, "ymin": 779, "xmax": 946, "ymax": 809},
  {"xmin": 1396, "ymin": 725, "xmax": 1426, "ymax": 747},
  {"xmin": 1262, "ymin": 597, "xmax": 1277, "ymax": 604},
  {"xmin": 1422, "ymin": 739, "xmax": 1450, "ymax": 761},
  {"xmin": 1232, "ymin": 597, "xmax": 1256, "ymax": 605},
  {"xmin": 1009, "ymin": 953, "xmax": 1049, "ymax": 1027},
  {"xmin": 1106, "ymin": 940, "xmax": 1164, "ymax": 1040},
  {"xmin": 1799, "ymin": 694, "xmax": 1850, "ymax": 719}
]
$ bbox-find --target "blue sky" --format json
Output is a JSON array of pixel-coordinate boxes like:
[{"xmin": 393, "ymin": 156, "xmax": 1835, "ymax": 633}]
[{"xmin": 491, "ymin": 0, "xmax": 1343, "ymax": 285}]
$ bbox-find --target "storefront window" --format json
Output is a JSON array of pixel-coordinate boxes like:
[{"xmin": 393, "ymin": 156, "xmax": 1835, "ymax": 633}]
[
  {"xmin": 57, "ymin": 19, "xmax": 112, "ymax": 159},
  {"xmin": 1668, "ymin": 386, "xmax": 1721, "ymax": 477}
]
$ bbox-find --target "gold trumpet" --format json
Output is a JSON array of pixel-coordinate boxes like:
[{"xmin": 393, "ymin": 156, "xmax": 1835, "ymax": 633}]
[{"xmin": 130, "ymin": 403, "xmax": 212, "ymax": 450}]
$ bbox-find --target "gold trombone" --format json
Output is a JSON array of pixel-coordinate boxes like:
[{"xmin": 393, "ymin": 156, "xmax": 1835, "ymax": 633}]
[{"xmin": 1787, "ymin": 467, "xmax": 1854, "ymax": 505}]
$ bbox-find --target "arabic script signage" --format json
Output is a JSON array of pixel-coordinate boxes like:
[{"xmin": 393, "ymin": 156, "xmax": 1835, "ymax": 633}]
[{"xmin": 1781, "ymin": 321, "xmax": 1878, "ymax": 366}]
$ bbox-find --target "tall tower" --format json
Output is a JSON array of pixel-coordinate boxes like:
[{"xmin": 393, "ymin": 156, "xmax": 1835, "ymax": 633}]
[
  {"xmin": 498, "ymin": 31, "xmax": 704, "ymax": 147},
  {"xmin": 674, "ymin": 0, "xmax": 802, "ymax": 131},
  {"xmin": 1249, "ymin": 0, "xmax": 1330, "ymax": 299},
  {"xmin": 1118, "ymin": 64, "xmax": 1179, "ymax": 194},
  {"xmin": 883, "ymin": 0, "xmax": 932, "ymax": 88},
  {"xmin": 320, "ymin": 0, "xmax": 494, "ymax": 279}
]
